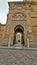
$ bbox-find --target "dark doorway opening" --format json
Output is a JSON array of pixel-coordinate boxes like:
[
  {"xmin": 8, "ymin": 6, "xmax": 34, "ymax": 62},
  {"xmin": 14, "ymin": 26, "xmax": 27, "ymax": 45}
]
[{"xmin": 13, "ymin": 25, "xmax": 24, "ymax": 46}]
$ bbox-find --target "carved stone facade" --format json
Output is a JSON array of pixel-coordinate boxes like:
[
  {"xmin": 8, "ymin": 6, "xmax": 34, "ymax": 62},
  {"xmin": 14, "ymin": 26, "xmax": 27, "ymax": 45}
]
[{"xmin": 0, "ymin": 0, "xmax": 37, "ymax": 47}]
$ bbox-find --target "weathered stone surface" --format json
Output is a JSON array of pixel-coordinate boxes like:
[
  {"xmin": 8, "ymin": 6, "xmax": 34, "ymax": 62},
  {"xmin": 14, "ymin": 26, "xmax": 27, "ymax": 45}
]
[
  {"xmin": 0, "ymin": 48, "xmax": 37, "ymax": 65},
  {"xmin": 0, "ymin": 0, "xmax": 37, "ymax": 47}
]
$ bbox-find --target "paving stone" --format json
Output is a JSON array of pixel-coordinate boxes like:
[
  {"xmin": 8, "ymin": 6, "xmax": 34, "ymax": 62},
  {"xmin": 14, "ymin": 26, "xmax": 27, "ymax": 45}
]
[{"xmin": 0, "ymin": 48, "xmax": 37, "ymax": 65}]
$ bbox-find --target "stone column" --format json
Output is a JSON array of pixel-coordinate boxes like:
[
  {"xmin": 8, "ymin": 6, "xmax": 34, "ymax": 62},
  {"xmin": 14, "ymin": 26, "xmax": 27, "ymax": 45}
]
[
  {"xmin": 27, "ymin": 38, "xmax": 29, "ymax": 48},
  {"xmin": 8, "ymin": 37, "xmax": 11, "ymax": 47},
  {"xmin": 11, "ymin": 39, "xmax": 13, "ymax": 46}
]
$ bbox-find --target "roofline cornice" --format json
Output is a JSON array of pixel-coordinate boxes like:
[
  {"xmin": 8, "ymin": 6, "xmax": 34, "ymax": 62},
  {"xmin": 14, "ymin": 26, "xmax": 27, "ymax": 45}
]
[
  {"xmin": 0, "ymin": 23, "xmax": 6, "ymax": 26},
  {"xmin": 8, "ymin": 1, "xmax": 37, "ymax": 5}
]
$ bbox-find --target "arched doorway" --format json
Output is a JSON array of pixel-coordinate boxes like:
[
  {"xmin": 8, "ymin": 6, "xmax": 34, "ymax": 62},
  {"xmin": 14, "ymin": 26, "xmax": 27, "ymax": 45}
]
[{"xmin": 13, "ymin": 25, "xmax": 24, "ymax": 47}]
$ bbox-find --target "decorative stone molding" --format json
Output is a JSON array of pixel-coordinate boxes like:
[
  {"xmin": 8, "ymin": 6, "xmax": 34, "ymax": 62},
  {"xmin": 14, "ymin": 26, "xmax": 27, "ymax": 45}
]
[{"xmin": 12, "ymin": 13, "xmax": 26, "ymax": 21}]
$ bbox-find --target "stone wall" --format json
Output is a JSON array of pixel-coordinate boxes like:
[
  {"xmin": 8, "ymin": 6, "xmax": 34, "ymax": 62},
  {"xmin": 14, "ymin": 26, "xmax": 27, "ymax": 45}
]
[{"xmin": 0, "ymin": 1, "xmax": 37, "ymax": 47}]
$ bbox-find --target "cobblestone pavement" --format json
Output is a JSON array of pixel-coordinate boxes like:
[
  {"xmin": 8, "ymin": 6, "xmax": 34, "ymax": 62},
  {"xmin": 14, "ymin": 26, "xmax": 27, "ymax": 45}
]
[{"xmin": 0, "ymin": 48, "xmax": 37, "ymax": 65}]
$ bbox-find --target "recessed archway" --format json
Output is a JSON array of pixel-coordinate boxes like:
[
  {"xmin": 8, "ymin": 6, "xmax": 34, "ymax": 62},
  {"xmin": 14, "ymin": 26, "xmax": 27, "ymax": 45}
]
[{"xmin": 13, "ymin": 25, "xmax": 24, "ymax": 46}]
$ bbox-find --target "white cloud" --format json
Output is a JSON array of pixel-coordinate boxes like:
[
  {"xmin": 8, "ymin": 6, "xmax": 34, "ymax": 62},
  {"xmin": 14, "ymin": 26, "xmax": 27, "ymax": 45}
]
[
  {"xmin": 0, "ymin": 12, "xmax": 7, "ymax": 24},
  {"xmin": 0, "ymin": 0, "xmax": 9, "ymax": 24},
  {"xmin": 7, "ymin": 0, "xmax": 23, "ymax": 2}
]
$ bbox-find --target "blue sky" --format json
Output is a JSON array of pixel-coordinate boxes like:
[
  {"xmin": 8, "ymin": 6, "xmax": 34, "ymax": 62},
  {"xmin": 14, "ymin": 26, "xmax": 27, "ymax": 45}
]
[{"xmin": 0, "ymin": 0, "xmax": 23, "ymax": 24}]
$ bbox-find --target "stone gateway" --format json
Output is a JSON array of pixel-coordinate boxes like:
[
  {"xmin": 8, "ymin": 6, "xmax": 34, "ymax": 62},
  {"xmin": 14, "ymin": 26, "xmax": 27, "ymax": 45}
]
[{"xmin": 0, "ymin": 0, "xmax": 37, "ymax": 48}]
